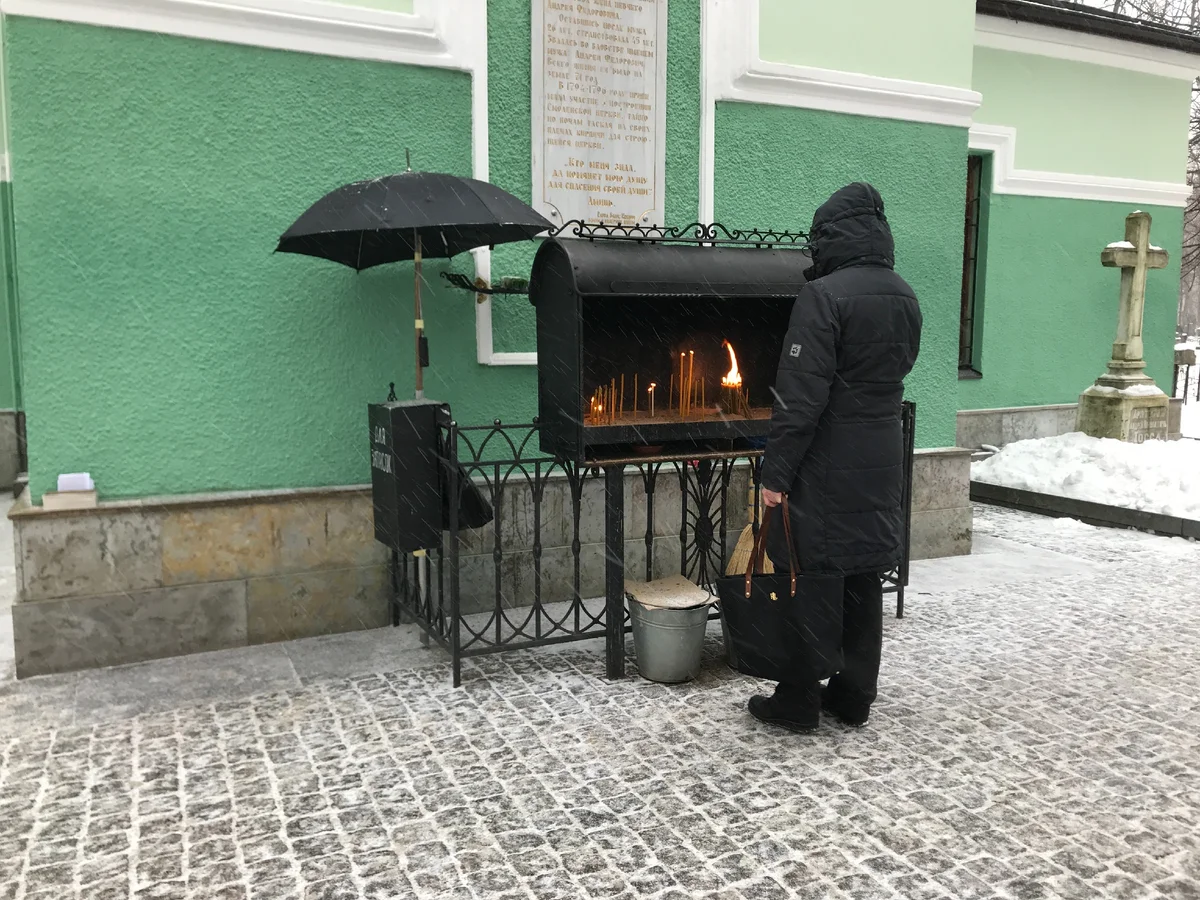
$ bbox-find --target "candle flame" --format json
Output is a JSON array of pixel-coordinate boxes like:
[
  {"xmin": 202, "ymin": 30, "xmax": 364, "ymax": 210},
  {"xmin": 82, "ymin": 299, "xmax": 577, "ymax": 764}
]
[{"xmin": 721, "ymin": 341, "xmax": 742, "ymax": 388}]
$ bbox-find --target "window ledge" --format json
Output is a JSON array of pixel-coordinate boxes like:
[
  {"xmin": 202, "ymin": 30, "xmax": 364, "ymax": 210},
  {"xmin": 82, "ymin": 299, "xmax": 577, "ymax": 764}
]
[{"xmin": 958, "ymin": 367, "xmax": 983, "ymax": 380}]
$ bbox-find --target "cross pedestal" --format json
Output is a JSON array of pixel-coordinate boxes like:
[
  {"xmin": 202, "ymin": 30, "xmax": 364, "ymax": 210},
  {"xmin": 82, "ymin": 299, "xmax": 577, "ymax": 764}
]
[{"xmin": 1076, "ymin": 211, "xmax": 1171, "ymax": 443}]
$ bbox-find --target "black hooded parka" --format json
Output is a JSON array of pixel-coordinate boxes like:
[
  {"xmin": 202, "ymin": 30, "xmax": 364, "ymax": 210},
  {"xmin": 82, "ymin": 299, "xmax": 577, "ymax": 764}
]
[{"xmin": 761, "ymin": 183, "xmax": 923, "ymax": 576}]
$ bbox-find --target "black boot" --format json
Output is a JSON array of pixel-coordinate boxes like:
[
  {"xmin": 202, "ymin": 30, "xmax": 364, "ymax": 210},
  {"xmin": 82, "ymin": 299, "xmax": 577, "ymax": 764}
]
[
  {"xmin": 748, "ymin": 683, "xmax": 820, "ymax": 733},
  {"xmin": 821, "ymin": 684, "xmax": 870, "ymax": 728}
]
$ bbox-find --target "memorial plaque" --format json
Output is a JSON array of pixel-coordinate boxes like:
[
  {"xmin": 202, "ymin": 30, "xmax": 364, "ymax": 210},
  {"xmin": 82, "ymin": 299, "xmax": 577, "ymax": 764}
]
[
  {"xmin": 531, "ymin": 0, "xmax": 668, "ymax": 228},
  {"xmin": 1129, "ymin": 404, "xmax": 1169, "ymax": 444}
]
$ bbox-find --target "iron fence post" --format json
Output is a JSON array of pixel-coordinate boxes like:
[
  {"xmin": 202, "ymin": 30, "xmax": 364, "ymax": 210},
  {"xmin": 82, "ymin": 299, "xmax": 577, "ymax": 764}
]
[
  {"xmin": 604, "ymin": 463, "xmax": 627, "ymax": 680},
  {"xmin": 448, "ymin": 419, "xmax": 462, "ymax": 687},
  {"xmin": 678, "ymin": 463, "xmax": 689, "ymax": 578},
  {"xmin": 643, "ymin": 464, "xmax": 659, "ymax": 582},
  {"xmin": 388, "ymin": 549, "xmax": 399, "ymax": 627},
  {"xmin": 898, "ymin": 400, "xmax": 916, "ymax": 619}
]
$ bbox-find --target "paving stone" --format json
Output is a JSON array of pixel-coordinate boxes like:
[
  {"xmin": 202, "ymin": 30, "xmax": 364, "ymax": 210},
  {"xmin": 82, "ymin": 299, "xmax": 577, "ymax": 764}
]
[
  {"xmin": 2, "ymin": 506, "xmax": 1200, "ymax": 898},
  {"xmin": 1157, "ymin": 877, "xmax": 1200, "ymax": 900}
]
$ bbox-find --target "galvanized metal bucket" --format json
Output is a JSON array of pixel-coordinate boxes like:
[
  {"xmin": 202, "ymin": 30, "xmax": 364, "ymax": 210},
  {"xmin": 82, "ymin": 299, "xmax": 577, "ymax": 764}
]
[{"xmin": 627, "ymin": 598, "xmax": 710, "ymax": 684}]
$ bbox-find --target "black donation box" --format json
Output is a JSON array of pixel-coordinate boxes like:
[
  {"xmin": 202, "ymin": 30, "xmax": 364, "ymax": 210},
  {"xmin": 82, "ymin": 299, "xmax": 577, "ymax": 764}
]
[
  {"xmin": 528, "ymin": 236, "xmax": 811, "ymax": 461},
  {"xmin": 369, "ymin": 399, "xmax": 446, "ymax": 554}
]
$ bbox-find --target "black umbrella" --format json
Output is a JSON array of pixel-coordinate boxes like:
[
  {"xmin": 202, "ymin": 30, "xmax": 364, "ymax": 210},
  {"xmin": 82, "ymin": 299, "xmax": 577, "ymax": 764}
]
[{"xmin": 276, "ymin": 165, "xmax": 552, "ymax": 398}]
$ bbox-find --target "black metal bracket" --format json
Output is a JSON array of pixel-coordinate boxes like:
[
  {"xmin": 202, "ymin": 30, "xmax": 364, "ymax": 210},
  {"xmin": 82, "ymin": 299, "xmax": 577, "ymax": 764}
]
[
  {"xmin": 550, "ymin": 220, "xmax": 811, "ymax": 250},
  {"xmin": 440, "ymin": 272, "xmax": 531, "ymax": 295}
]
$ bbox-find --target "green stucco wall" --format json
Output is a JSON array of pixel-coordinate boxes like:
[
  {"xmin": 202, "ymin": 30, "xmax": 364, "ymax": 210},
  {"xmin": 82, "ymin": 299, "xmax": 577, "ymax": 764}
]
[
  {"xmin": 486, "ymin": 0, "xmax": 537, "ymax": 355},
  {"xmin": 973, "ymin": 47, "xmax": 1191, "ymax": 183},
  {"xmin": 714, "ymin": 103, "xmax": 966, "ymax": 450},
  {"xmin": 487, "ymin": 0, "xmax": 701, "ymax": 354},
  {"xmin": 4, "ymin": 2, "xmax": 1185, "ymax": 503},
  {"xmin": 759, "ymin": 0, "xmax": 974, "ymax": 89},
  {"xmin": 4, "ymin": 16, "xmax": 532, "ymax": 502},
  {"xmin": 958, "ymin": 196, "xmax": 1181, "ymax": 411}
]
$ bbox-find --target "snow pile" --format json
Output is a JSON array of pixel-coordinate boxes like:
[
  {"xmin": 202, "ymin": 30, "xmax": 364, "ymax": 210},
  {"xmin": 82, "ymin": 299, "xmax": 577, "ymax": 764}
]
[
  {"xmin": 972, "ymin": 432, "xmax": 1200, "ymax": 520},
  {"xmin": 1086, "ymin": 383, "xmax": 1166, "ymax": 398}
]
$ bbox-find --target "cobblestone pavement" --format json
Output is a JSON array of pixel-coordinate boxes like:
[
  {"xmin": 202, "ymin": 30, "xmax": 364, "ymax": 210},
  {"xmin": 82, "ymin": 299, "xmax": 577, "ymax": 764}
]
[{"xmin": 2, "ymin": 506, "xmax": 1200, "ymax": 900}]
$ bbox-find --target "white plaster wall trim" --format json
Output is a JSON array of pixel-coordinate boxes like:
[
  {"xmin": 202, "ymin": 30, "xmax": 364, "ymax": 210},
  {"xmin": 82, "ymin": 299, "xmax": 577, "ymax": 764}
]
[
  {"xmin": 729, "ymin": 62, "xmax": 984, "ymax": 127},
  {"xmin": 970, "ymin": 124, "xmax": 1192, "ymax": 207},
  {"xmin": 470, "ymin": 247, "xmax": 537, "ymax": 366},
  {"xmin": 700, "ymin": 0, "xmax": 982, "ymax": 222},
  {"xmin": 0, "ymin": 0, "xmax": 471, "ymax": 69},
  {"xmin": 976, "ymin": 13, "xmax": 1200, "ymax": 81}
]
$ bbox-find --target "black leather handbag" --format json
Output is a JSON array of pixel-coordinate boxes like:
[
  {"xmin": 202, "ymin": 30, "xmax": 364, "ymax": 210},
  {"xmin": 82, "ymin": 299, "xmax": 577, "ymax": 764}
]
[{"xmin": 717, "ymin": 496, "xmax": 844, "ymax": 683}]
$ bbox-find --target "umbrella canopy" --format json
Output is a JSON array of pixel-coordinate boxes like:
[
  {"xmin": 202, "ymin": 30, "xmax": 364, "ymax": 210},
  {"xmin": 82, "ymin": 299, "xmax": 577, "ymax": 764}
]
[{"xmin": 275, "ymin": 171, "xmax": 552, "ymax": 270}]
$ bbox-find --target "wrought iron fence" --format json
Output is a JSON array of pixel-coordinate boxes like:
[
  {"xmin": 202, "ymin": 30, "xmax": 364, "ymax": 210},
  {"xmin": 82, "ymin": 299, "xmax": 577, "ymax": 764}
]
[
  {"xmin": 1174, "ymin": 362, "xmax": 1200, "ymax": 404},
  {"xmin": 392, "ymin": 402, "xmax": 916, "ymax": 686}
]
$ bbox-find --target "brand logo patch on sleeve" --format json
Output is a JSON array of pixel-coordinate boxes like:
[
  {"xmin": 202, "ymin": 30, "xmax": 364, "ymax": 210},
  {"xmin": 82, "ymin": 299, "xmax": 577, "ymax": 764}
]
[{"xmin": 789, "ymin": 343, "xmax": 802, "ymax": 358}]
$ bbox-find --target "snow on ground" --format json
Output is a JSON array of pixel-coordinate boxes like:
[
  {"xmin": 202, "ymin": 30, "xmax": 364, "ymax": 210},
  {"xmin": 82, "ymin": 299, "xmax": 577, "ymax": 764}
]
[
  {"xmin": 972, "ymin": 431, "xmax": 1200, "ymax": 519},
  {"xmin": 1184, "ymin": 400, "xmax": 1200, "ymax": 440}
]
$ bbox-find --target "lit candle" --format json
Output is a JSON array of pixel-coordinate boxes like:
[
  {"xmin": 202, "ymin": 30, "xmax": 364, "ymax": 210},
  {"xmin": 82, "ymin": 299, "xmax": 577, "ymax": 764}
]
[
  {"xmin": 648, "ymin": 382, "xmax": 656, "ymax": 418},
  {"xmin": 687, "ymin": 351, "xmax": 694, "ymax": 418},
  {"xmin": 679, "ymin": 353, "xmax": 685, "ymax": 414},
  {"xmin": 720, "ymin": 341, "xmax": 744, "ymax": 416}
]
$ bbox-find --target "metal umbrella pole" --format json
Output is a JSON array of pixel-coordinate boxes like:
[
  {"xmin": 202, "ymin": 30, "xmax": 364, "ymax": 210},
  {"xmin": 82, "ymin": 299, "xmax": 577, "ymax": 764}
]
[
  {"xmin": 412, "ymin": 229, "xmax": 430, "ymax": 597},
  {"xmin": 414, "ymin": 229, "xmax": 424, "ymax": 401}
]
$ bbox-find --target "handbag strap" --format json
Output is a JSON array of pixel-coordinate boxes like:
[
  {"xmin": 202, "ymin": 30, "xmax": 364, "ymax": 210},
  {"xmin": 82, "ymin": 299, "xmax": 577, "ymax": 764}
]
[{"xmin": 744, "ymin": 494, "xmax": 799, "ymax": 599}]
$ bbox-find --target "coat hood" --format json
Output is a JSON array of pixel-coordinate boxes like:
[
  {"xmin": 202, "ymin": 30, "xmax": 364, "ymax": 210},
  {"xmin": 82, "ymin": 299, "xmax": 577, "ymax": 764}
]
[{"xmin": 805, "ymin": 182, "xmax": 895, "ymax": 280}]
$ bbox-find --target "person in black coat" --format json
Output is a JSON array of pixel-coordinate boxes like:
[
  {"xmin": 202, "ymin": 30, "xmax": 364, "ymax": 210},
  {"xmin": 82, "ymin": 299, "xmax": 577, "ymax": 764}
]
[{"xmin": 749, "ymin": 182, "xmax": 922, "ymax": 733}]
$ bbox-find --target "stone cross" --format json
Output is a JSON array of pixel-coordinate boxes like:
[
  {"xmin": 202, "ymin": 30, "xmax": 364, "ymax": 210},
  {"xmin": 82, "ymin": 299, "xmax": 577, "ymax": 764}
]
[
  {"xmin": 1076, "ymin": 210, "xmax": 1173, "ymax": 443},
  {"xmin": 1100, "ymin": 210, "xmax": 1168, "ymax": 383}
]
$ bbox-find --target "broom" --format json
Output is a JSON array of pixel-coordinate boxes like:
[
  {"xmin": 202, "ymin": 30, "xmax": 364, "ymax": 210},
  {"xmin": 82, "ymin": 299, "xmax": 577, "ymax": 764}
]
[{"xmin": 725, "ymin": 481, "xmax": 773, "ymax": 576}]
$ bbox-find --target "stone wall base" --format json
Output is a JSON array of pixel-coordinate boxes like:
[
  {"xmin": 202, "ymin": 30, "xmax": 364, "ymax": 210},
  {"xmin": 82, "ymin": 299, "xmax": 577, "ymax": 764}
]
[
  {"xmin": 957, "ymin": 404, "xmax": 1079, "ymax": 449},
  {"xmin": 958, "ymin": 400, "xmax": 1184, "ymax": 448},
  {"xmin": 10, "ymin": 447, "xmax": 972, "ymax": 677}
]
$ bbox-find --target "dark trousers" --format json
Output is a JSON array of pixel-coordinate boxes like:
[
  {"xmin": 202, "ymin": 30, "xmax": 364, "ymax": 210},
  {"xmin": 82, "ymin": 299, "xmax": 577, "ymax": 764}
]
[{"xmin": 774, "ymin": 572, "xmax": 884, "ymax": 714}]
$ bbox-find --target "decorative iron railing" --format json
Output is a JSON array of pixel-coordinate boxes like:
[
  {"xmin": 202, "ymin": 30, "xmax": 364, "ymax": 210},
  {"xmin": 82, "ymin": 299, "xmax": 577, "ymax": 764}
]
[
  {"xmin": 437, "ymin": 221, "xmax": 813, "ymax": 301},
  {"xmin": 1174, "ymin": 362, "xmax": 1200, "ymax": 405},
  {"xmin": 392, "ymin": 402, "xmax": 915, "ymax": 686},
  {"xmin": 549, "ymin": 220, "xmax": 812, "ymax": 249}
]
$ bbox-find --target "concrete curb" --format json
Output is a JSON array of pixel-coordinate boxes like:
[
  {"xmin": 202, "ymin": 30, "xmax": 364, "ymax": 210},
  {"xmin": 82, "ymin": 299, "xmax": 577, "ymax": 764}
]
[{"xmin": 970, "ymin": 480, "xmax": 1200, "ymax": 539}]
